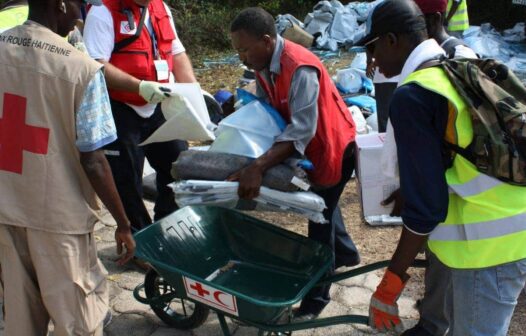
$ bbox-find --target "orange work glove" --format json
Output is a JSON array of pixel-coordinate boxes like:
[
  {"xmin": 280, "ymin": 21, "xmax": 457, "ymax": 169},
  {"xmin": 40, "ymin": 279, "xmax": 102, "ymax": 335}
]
[{"xmin": 369, "ymin": 270, "xmax": 408, "ymax": 332}]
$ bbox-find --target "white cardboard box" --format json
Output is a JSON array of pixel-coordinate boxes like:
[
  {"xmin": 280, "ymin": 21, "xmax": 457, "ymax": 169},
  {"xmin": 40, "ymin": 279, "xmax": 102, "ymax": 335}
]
[{"xmin": 355, "ymin": 133, "xmax": 402, "ymax": 225}]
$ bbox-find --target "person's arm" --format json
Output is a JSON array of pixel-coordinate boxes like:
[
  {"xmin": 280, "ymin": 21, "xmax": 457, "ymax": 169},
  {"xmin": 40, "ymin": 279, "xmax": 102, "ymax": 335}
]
[
  {"xmin": 172, "ymin": 52, "xmax": 197, "ymax": 83},
  {"xmin": 228, "ymin": 66, "xmax": 320, "ymax": 199},
  {"xmin": 446, "ymin": 0, "xmax": 462, "ymax": 25},
  {"xmin": 83, "ymin": 6, "xmax": 171, "ymax": 103},
  {"xmin": 98, "ymin": 60, "xmax": 141, "ymax": 93},
  {"xmin": 80, "ymin": 151, "xmax": 135, "ymax": 265},
  {"xmin": 76, "ymin": 70, "xmax": 135, "ymax": 265},
  {"xmin": 369, "ymin": 84, "xmax": 449, "ymax": 332},
  {"xmin": 388, "ymin": 84, "xmax": 449, "ymax": 275}
]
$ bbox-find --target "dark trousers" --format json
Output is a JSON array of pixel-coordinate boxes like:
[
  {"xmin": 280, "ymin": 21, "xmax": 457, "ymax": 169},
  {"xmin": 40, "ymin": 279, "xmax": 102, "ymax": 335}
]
[
  {"xmin": 104, "ymin": 99, "xmax": 188, "ymax": 232},
  {"xmin": 299, "ymin": 144, "xmax": 360, "ymax": 314}
]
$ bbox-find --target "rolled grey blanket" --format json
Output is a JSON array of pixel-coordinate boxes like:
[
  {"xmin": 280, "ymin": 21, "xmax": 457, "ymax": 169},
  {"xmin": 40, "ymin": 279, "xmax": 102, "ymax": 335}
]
[{"xmin": 171, "ymin": 151, "xmax": 308, "ymax": 192}]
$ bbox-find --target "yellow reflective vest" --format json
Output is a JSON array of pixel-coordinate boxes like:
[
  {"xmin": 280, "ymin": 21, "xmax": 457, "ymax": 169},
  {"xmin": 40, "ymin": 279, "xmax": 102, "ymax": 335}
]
[
  {"xmin": 446, "ymin": 0, "xmax": 469, "ymax": 32},
  {"xmin": 0, "ymin": 5, "xmax": 28, "ymax": 33},
  {"xmin": 402, "ymin": 67, "xmax": 526, "ymax": 269}
]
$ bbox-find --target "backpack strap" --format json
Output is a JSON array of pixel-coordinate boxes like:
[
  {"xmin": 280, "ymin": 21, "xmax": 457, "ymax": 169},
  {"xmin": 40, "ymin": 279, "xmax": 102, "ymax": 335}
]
[{"xmin": 113, "ymin": 5, "xmax": 147, "ymax": 53}]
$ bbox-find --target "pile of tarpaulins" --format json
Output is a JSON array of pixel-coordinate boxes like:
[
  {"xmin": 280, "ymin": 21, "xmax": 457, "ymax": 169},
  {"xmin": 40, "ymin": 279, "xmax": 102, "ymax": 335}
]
[
  {"xmin": 463, "ymin": 23, "xmax": 526, "ymax": 83},
  {"xmin": 303, "ymin": 0, "xmax": 382, "ymax": 51}
]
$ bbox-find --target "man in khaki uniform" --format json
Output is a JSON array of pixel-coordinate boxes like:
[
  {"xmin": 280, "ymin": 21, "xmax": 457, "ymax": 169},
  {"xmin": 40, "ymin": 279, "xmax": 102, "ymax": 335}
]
[{"xmin": 0, "ymin": 0, "xmax": 135, "ymax": 335}]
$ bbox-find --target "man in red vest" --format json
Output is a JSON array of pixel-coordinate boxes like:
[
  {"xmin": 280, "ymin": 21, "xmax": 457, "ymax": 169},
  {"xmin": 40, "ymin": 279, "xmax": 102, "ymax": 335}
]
[
  {"xmin": 229, "ymin": 7, "xmax": 360, "ymax": 320},
  {"xmin": 83, "ymin": 0, "xmax": 196, "ymax": 236}
]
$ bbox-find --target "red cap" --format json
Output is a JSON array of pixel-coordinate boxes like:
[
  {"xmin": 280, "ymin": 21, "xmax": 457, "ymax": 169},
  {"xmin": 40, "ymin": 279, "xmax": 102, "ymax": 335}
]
[{"xmin": 413, "ymin": 0, "xmax": 447, "ymax": 14}]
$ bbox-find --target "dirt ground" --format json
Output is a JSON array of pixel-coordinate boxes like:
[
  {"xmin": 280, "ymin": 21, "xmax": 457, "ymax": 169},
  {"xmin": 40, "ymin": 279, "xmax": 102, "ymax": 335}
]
[{"xmin": 193, "ymin": 52, "xmax": 526, "ymax": 336}]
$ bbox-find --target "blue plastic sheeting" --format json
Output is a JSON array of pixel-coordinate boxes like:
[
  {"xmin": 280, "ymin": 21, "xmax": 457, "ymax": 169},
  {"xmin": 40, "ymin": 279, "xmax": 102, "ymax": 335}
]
[
  {"xmin": 335, "ymin": 68, "xmax": 373, "ymax": 94},
  {"xmin": 303, "ymin": 0, "xmax": 382, "ymax": 51},
  {"xmin": 276, "ymin": 14, "xmax": 305, "ymax": 34},
  {"xmin": 344, "ymin": 95, "xmax": 377, "ymax": 114},
  {"xmin": 310, "ymin": 48, "xmax": 342, "ymax": 61},
  {"xmin": 463, "ymin": 23, "xmax": 526, "ymax": 82},
  {"xmin": 201, "ymin": 55, "xmax": 240, "ymax": 69},
  {"xmin": 350, "ymin": 51, "xmax": 367, "ymax": 70},
  {"xmin": 235, "ymin": 89, "xmax": 315, "ymax": 171},
  {"xmin": 236, "ymin": 89, "xmax": 287, "ymax": 131}
]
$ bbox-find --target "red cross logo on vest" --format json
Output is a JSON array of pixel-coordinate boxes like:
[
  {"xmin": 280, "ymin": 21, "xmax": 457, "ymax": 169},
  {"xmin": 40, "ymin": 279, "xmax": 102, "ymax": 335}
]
[{"xmin": 0, "ymin": 93, "xmax": 50, "ymax": 174}]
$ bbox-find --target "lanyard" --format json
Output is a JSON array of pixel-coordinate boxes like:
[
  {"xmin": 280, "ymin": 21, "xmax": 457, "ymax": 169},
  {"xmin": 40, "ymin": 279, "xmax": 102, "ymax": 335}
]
[{"xmin": 144, "ymin": 8, "xmax": 160, "ymax": 60}]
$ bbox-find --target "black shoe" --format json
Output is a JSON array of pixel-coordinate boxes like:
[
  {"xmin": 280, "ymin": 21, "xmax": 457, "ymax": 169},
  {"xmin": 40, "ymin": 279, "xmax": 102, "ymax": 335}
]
[{"xmin": 401, "ymin": 323, "xmax": 434, "ymax": 336}]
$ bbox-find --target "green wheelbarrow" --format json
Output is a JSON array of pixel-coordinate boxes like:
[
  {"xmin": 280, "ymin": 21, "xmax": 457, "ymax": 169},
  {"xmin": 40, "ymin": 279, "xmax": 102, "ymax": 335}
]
[{"xmin": 133, "ymin": 206, "xmax": 425, "ymax": 335}]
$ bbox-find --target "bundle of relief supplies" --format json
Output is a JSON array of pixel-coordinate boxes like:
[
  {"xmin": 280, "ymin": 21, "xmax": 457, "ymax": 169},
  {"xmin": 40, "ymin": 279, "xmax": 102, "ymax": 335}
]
[{"xmin": 170, "ymin": 89, "xmax": 327, "ymax": 223}]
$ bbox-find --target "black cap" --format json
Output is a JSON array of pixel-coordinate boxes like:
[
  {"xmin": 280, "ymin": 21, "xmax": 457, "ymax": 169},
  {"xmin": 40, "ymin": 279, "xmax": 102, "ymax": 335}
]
[{"xmin": 355, "ymin": 0, "xmax": 426, "ymax": 47}]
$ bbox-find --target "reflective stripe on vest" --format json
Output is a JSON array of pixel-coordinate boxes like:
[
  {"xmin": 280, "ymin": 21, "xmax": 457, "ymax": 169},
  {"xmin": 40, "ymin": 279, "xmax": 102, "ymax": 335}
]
[
  {"xmin": 0, "ymin": 5, "xmax": 28, "ymax": 32},
  {"xmin": 448, "ymin": 170, "xmax": 503, "ymax": 197},
  {"xmin": 447, "ymin": 0, "xmax": 469, "ymax": 31},
  {"xmin": 402, "ymin": 67, "xmax": 526, "ymax": 269},
  {"xmin": 430, "ymin": 212, "xmax": 526, "ymax": 241}
]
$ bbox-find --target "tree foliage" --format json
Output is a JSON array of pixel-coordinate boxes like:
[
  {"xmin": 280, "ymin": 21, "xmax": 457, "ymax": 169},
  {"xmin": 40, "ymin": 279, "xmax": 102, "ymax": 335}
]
[{"xmin": 0, "ymin": 0, "xmax": 524, "ymax": 54}]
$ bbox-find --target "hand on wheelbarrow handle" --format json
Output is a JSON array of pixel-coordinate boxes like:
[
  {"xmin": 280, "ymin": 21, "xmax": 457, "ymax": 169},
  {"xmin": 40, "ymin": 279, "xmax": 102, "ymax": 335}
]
[{"xmin": 369, "ymin": 270, "xmax": 407, "ymax": 332}]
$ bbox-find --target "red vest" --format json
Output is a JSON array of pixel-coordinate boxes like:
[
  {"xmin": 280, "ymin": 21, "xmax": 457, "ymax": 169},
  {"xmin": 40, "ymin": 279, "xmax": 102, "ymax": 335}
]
[
  {"xmin": 256, "ymin": 40, "xmax": 356, "ymax": 186},
  {"xmin": 104, "ymin": 0, "xmax": 175, "ymax": 105}
]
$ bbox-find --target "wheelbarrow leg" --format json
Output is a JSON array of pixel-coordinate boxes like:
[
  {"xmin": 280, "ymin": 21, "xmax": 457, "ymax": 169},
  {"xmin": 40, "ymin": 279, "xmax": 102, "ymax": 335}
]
[{"xmin": 217, "ymin": 313, "xmax": 232, "ymax": 336}]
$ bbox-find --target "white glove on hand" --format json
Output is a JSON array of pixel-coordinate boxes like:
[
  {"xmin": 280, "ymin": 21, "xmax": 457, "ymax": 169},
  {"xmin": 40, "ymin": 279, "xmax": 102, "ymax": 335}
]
[{"xmin": 139, "ymin": 81, "xmax": 172, "ymax": 104}]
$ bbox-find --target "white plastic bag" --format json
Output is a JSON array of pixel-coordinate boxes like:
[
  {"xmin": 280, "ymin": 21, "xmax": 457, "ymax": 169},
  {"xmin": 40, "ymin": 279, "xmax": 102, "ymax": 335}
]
[
  {"xmin": 140, "ymin": 83, "xmax": 216, "ymax": 145},
  {"xmin": 348, "ymin": 106, "xmax": 368, "ymax": 134}
]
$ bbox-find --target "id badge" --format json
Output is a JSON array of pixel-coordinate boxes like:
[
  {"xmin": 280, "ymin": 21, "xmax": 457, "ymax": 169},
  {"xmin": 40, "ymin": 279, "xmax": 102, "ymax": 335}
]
[{"xmin": 154, "ymin": 60, "xmax": 170, "ymax": 81}]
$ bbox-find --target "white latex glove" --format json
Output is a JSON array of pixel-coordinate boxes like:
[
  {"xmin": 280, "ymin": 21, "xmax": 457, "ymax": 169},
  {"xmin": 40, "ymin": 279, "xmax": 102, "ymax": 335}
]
[{"xmin": 139, "ymin": 81, "xmax": 172, "ymax": 104}]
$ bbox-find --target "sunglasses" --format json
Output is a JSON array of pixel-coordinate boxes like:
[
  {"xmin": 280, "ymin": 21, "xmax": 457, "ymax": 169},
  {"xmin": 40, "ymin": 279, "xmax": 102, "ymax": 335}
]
[{"xmin": 364, "ymin": 36, "xmax": 380, "ymax": 54}]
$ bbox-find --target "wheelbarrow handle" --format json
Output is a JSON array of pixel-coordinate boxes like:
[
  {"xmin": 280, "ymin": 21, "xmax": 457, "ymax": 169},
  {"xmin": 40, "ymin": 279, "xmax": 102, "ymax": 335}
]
[{"xmin": 316, "ymin": 259, "xmax": 428, "ymax": 287}]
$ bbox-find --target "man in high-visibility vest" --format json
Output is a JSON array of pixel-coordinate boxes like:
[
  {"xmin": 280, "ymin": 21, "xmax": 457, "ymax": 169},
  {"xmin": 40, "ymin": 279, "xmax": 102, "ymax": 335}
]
[
  {"xmin": 356, "ymin": 0, "xmax": 526, "ymax": 335},
  {"xmin": 445, "ymin": 0, "xmax": 469, "ymax": 38}
]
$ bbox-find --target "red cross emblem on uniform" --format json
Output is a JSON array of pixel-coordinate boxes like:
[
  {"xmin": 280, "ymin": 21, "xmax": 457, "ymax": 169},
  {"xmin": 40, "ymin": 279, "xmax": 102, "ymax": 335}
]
[{"xmin": 0, "ymin": 93, "xmax": 50, "ymax": 174}]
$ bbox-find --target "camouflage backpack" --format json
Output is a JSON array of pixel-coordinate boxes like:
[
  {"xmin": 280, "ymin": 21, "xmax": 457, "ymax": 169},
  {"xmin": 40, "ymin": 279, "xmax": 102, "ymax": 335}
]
[{"xmin": 439, "ymin": 58, "xmax": 526, "ymax": 185}]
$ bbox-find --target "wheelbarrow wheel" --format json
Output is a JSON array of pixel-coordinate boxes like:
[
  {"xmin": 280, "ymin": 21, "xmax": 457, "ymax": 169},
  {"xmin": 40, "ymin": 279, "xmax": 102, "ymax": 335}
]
[{"xmin": 144, "ymin": 269, "xmax": 210, "ymax": 329}]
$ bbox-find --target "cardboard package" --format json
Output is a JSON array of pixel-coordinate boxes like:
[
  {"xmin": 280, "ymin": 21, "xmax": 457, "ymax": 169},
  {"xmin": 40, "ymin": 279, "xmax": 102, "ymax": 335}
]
[
  {"xmin": 282, "ymin": 23, "xmax": 314, "ymax": 48},
  {"xmin": 355, "ymin": 133, "xmax": 403, "ymax": 225}
]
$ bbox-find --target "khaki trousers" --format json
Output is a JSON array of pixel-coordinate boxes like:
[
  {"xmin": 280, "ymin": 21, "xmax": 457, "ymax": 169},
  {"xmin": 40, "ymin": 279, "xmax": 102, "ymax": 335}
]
[{"xmin": 0, "ymin": 224, "xmax": 108, "ymax": 336}]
